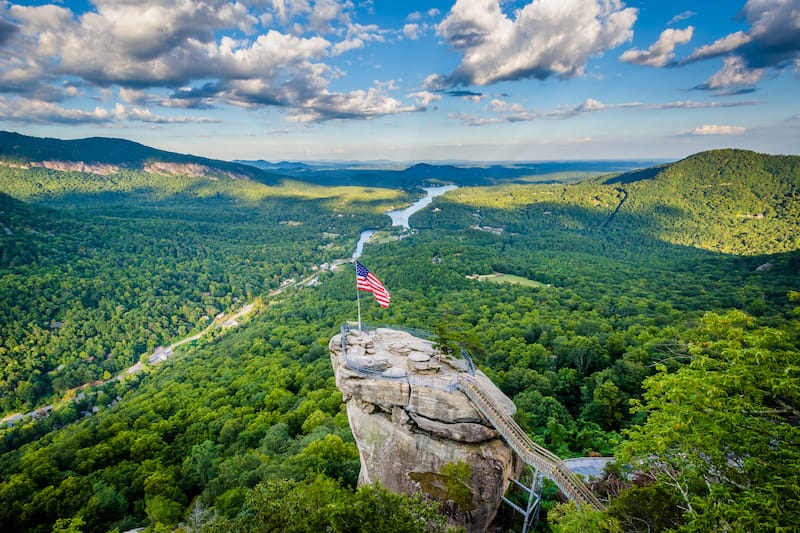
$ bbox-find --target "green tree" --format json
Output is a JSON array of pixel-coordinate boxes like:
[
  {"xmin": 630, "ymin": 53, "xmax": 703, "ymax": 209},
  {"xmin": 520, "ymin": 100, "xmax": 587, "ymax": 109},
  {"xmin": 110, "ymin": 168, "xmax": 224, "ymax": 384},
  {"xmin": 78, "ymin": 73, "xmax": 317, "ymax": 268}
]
[
  {"xmin": 182, "ymin": 440, "xmax": 222, "ymax": 487},
  {"xmin": 440, "ymin": 461, "xmax": 474, "ymax": 511},
  {"xmin": 291, "ymin": 434, "xmax": 360, "ymax": 486},
  {"xmin": 617, "ymin": 311, "xmax": 800, "ymax": 531},
  {"xmin": 83, "ymin": 481, "xmax": 128, "ymax": 529},
  {"xmin": 145, "ymin": 494, "xmax": 184, "ymax": 527},
  {"xmin": 51, "ymin": 516, "xmax": 85, "ymax": 533},
  {"xmin": 549, "ymin": 502, "xmax": 621, "ymax": 533}
]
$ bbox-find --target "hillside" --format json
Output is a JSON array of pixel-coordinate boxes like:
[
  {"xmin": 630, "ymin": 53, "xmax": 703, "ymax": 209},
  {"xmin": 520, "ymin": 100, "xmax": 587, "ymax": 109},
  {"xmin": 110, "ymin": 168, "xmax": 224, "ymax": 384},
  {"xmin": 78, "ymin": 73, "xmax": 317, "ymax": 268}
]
[
  {"xmin": 0, "ymin": 130, "xmax": 279, "ymax": 184},
  {"xmin": 417, "ymin": 149, "xmax": 800, "ymax": 255},
  {"xmin": 0, "ymin": 136, "xmax": 798, "ymax": 532},
  {"xmin": 611, "ymin": 149, "xmax": 800, "ymax": 254}
]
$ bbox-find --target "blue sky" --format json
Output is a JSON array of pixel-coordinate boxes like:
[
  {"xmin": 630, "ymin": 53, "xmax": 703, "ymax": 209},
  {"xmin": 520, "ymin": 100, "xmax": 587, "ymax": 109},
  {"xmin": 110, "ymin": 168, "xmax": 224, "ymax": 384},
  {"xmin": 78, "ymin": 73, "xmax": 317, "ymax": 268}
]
[{"xmin": 0, "ymin": 0, "xmax": 798, "ymax": 161}]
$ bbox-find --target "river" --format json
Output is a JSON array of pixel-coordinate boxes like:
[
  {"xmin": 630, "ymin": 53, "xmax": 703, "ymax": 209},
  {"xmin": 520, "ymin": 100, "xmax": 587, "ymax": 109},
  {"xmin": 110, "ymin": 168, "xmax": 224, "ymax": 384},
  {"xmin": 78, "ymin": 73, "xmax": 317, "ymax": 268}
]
[{"xmin": 353, "ymin": 185, "xmax": 456, "ymax": 259}]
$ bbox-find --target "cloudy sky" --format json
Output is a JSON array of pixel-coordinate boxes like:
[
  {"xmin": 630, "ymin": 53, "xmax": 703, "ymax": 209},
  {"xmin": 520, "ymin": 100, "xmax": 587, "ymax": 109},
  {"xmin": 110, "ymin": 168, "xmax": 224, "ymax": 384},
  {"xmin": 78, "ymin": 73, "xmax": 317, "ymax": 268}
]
[{"xmin": 0, "ymin": 0, "xmax": 798, "ymax": 161}]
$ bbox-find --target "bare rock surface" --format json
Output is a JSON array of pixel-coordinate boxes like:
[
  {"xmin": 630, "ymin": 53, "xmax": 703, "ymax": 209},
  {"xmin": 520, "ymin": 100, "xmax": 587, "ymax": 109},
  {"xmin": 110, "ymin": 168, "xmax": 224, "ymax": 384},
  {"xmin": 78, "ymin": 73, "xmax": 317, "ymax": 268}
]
[{"xmin": 330, "ymin": 327, "xmax": 522, "ymax": 533}]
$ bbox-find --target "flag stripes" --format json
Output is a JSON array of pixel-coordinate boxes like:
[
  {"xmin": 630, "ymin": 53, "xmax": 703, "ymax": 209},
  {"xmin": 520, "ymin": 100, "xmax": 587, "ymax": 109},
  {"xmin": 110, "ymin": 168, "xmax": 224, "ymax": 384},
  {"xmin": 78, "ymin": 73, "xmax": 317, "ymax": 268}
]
[{"xmin": 355, "ymin": 261, "xmax": 390, "ymax": 308}]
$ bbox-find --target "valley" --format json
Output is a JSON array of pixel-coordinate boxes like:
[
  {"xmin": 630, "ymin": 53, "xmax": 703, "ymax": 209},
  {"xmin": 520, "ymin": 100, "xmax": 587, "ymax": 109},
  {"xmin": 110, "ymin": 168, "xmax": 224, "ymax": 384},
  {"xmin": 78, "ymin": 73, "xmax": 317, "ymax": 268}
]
[
  {"xmin": 2, "ymin": 184, "xmax": 457, "ymax": 427},
  {"xmin": 0, "ymin": 133, "xmax": 798, "ymax": 533}
]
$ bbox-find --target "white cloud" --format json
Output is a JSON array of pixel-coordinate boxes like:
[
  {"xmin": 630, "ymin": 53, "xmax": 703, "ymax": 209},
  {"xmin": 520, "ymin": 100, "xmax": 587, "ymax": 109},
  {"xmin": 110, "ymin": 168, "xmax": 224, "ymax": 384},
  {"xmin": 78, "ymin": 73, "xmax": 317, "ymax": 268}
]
[
  {"xmin": 403, "ymin": 23, "xmax": 420, "ymax": 40},
  {"xmin": 0, "ymin": 94, "xmax": 215, "ymax": 124},
  {"xmin": 667, "ymin": 10, "xmax": 695, "ymax": 26},
  {"xmin": 620, "ymin": 27, "xmax": 694, "ymax": 67},
  {"xmin": 112, "ymin": 102, "xmax": 219, "ymax": 123},
  {"xmin": 0, "ymin": 96, "xmax": 110, "ymax": 123},
  {"xmin": 331, "ymin": 37, "xmax": 364, "ymax": 55},
  {"xmin": 0, "ymin": 0, "xmax": 420, "ymax": 124},
  {"xmin": 701, "ymin": 56, "xmax": 765, "ymax": 90},
  {"xmin": 579, "ymin": 98, "xmax": 606, "ymax": 111},
  {"xmin": 682, "ymin": 124, "xmax": 746, "ymax": 135},
  {"xmin": 683, "ymin": 31, "xmax": 751, "ymax": 63},
  {"xmin": 436, "ymin": 0, "xmax": 637, "ymax": 85},
  {"xmin": 451, "ymin": 97, "xmax": 759, "ymax": 126},
  {"xmin": 408, "ymin": 90, "xmax": 441, "ymax": 107},
  {"xmin": 344, "ymin": 22, "xmax": 387, "ymax": 44},
  {"xmin": 421, "ymin": 73, "xmax": 447, "ymax": 90},
  {"xmin": 489, "ymin": 98, "xmax": 523, "ymax": 112},
  {"xmin": 118, "ymin": 88, "xmax": 164, "ymax": 105},
  {"xmin": 407, "ymin": 8, "xmax": 439, "ymax": 22},
  {"xmin": 286, "ymin": 84, "xmax": 419, "ymax": 122},
  {"xmin": 448, "ymin": 112, "xmax": 504, "ymax": 126},
  {"xmin": 308, "ymin": 0, "xmax": 350, "ymax": 34},
  {"xmin": 683, "ymin": 0, "xmax": 800, "ymax": 90}
]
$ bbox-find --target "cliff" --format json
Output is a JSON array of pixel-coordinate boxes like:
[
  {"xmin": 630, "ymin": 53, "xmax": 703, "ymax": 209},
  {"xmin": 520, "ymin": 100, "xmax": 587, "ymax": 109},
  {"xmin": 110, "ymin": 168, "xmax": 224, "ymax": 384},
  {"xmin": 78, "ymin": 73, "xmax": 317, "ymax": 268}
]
[{"xmin": 329, "ymin": 326, "xmax": 522, "ymax": 532}]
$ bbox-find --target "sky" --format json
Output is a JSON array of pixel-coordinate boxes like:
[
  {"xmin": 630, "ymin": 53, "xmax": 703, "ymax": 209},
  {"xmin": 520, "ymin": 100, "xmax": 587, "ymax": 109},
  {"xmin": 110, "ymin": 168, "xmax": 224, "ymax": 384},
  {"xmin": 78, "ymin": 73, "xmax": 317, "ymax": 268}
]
[{"xmin": 0, "ymin": 0, "xmax": 798, "ymax": 162}]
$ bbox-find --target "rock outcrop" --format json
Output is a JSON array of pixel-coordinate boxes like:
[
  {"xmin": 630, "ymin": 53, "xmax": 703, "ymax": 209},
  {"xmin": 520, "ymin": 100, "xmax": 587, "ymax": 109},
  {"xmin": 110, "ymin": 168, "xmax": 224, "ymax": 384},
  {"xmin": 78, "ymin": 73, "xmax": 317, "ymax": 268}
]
[{"xmin": 330, "ymin": 327, "xmax": 522, "ymax": 533}]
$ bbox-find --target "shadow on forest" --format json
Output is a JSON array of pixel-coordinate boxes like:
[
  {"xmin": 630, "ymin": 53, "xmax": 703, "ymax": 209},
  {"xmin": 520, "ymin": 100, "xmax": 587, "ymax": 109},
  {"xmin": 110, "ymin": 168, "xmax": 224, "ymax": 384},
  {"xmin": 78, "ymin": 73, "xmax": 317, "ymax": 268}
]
[
  {"xmin": 601, "ymin": 165, "xmax": 668, "ymax": 185},
  {"xmin": 407, "ymin": 196, "xmax": 800, "ymax": 311}
]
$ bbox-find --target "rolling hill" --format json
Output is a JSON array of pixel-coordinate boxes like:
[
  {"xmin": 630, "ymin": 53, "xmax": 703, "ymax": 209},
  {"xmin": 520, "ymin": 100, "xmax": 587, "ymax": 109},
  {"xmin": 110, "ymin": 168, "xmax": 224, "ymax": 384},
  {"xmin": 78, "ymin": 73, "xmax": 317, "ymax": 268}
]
[
  {"xmin": 0, "ymin": 130, "xmax": 280, "ymax": 184},
  {"xmin": 0, "ymin": 133, "xmax": 798, "ymax": 532},
  {"xmin": 414, "ymin": 148, "xmax": 800, "ymax": 255},
  {"xmin": 239, "ymin": 157, "xmax": 660, "ymax": 187}
]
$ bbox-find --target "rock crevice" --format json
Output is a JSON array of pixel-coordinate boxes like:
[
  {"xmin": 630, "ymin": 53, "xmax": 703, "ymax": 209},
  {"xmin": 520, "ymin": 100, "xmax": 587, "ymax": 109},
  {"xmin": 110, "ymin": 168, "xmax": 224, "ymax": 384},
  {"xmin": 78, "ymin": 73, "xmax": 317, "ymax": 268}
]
[{"xmin": 330, "ymin": 327, "xmax": 521, "ymax": 533}]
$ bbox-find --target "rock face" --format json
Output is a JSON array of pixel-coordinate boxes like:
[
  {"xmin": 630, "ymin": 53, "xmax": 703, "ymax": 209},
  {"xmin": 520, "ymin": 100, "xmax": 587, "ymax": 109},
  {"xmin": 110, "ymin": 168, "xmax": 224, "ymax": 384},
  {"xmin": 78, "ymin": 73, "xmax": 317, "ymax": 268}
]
[{"xmin": 330, "ymin": 327, "xmax": 522, "ymax": 532}]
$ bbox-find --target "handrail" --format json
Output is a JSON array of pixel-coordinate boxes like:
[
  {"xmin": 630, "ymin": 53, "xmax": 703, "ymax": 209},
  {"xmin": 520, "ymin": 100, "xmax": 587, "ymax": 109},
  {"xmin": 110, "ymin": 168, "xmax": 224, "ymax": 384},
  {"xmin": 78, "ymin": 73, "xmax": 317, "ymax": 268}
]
[
  {"xmin": 336, "ymin": 325, "xmax": 604, "ymax": 510},
  {"xmin": 338, "ymin": 324, "xmax": 458, "ymax": 391},
  {"xmin": 342, "ymin": 323, "xmax": 476, "ymax": 376},
  {"xmin": 457, "ymin": 374, "xmax": 605, "ymax": 511}
]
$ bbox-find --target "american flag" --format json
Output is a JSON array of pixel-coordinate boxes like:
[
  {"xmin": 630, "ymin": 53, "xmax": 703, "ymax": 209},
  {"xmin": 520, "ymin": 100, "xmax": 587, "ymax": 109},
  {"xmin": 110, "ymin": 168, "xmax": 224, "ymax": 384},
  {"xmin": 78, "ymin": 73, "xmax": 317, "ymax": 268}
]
[{"xmin": 356, "ymin": 261, "xmax": 390, "ymax": 308}]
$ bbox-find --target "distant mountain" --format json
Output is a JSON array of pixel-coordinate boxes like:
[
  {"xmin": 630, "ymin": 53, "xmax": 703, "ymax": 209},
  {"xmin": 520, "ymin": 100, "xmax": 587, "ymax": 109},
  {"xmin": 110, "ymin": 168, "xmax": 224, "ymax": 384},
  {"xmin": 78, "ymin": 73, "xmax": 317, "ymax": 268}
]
[
  {"xmin": 1, "ymin": 131, "xmax": 665, "ymax": 190},
  {"xmin": 237, "ymin": 159, "xmax": 326, "ymax": 172},
  {"xmin": 237, "ymin": 158, "xmax": 660, "ymax": 187},
  {"xmin": 605, "ymin": 149, "xmax": 800, "ymax": 254},
  {"xmin": 604, "ymin": 149, "xmax": 800, "ymax": 186},
  {"xmin": 0, "ymin": 131, "xmax": 280, "ymax": 184}
]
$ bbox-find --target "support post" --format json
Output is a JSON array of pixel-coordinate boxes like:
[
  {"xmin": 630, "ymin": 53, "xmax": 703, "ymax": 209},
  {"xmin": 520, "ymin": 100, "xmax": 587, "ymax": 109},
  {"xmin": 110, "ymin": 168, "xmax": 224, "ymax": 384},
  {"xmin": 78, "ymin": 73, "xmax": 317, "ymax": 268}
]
[
  {"xmin": 356, "ymin": 271, "xmax": 362, "ymax": 332},
  {"xmin": 501, "ymin": 464, "xmax": 542, "ymax": 533}
]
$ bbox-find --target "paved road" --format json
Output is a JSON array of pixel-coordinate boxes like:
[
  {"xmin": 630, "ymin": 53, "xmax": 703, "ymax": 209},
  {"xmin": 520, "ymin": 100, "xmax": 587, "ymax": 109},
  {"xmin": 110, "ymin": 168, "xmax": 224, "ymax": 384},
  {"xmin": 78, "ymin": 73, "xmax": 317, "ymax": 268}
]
[
  {"xmin": 2, "ymin": 255, "xmax": 361, "ymax": 428},
  {"xmin": 564, "ymin": 457, "xmax": 614, "ymax": 480}
]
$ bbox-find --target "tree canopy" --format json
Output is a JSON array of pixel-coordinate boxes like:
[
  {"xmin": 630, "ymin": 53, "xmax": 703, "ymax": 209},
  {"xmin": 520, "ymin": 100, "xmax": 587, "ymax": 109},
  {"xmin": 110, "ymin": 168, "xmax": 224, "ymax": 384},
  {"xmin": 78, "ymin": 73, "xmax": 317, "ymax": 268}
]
[{"xmin": 0, "ymin": 141, "xmax": 798, "ymax": 532}]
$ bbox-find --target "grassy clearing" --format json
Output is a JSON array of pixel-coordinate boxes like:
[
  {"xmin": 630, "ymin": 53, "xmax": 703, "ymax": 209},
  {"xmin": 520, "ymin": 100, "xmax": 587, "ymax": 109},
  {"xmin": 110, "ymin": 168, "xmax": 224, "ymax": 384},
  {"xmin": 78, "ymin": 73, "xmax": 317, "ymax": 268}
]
[{"xmin": 467, "ymin": 272, "xmax": 547, "ymax": 288}]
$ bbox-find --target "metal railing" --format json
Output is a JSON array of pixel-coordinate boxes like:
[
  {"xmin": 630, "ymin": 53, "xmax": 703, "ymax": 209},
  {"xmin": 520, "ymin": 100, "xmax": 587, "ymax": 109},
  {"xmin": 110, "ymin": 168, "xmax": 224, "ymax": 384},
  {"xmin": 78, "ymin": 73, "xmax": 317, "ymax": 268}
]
[
  {"xmin": 337, "ymin": 323, "xmax": 603, "ymax": 510},
  {"xmin": 457, "ymin": 373, "xmax": 605, "ymax": 511},
  {"xmin": 340, "ymin": 322, "xmax": 476, "ymax": 378}
]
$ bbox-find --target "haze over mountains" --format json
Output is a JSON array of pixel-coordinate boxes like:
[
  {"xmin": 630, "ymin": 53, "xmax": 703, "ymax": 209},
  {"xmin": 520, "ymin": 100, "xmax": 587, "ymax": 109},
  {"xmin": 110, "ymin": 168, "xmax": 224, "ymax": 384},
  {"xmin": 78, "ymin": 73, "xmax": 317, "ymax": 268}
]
[
  {"xmin": 2, "ymin": 130, "xmax": 797, "ymax": 256},
  {"xmin": 1, "ymin": 130, "xmax": 658, "ymax": 188},
  {"xmin": 236, "ymin": 158, "xmax": 663, "ymax": 187}
]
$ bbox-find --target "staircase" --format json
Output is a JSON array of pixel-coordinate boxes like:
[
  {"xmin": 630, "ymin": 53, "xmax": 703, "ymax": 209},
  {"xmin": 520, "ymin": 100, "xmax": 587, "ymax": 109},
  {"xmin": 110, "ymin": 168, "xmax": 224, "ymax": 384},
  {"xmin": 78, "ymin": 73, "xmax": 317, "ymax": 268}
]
[{"xmin": 457, "ymin": 374, "xmax": 605, "ymax": 511}]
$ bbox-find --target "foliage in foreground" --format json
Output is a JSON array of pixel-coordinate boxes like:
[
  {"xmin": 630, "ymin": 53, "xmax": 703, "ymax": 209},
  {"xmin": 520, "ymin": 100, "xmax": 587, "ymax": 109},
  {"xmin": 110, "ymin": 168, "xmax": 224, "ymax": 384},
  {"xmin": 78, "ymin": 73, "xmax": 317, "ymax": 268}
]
[
  {"xmin": 551, "ymin": 309, "xmax": 800, "ymax": 532},
  {"xmin": 198, "ymin": 476, "xmax": 451, "ymax": 533}
]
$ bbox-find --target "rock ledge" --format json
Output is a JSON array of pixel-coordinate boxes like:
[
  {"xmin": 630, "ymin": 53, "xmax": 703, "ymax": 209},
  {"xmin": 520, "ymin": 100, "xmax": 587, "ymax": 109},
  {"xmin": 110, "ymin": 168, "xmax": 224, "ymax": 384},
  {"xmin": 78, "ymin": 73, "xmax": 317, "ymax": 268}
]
[{"xmin": 330, "ymin": 327, "xmax": 521, "ymax": 533}]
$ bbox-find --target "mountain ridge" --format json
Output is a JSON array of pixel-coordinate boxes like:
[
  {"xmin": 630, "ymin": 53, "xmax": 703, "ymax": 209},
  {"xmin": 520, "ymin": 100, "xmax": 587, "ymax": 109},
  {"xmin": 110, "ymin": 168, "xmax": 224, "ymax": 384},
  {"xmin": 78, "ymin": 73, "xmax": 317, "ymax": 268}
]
[
  {"xmin": 605, "ymin": 148, "xmax": 800, "ymax": 186},
  {"xmin": 0, "ymin": 130, "xmax": 280, "ymax": 183}
]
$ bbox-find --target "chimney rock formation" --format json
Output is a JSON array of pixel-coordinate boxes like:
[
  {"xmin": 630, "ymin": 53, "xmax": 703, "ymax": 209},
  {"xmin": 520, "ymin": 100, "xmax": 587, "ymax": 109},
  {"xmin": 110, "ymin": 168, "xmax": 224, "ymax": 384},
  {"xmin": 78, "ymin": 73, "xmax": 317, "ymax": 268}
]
[{"xmin": 329, "ymin": 326, "xmax": 522, "ymax": 532}]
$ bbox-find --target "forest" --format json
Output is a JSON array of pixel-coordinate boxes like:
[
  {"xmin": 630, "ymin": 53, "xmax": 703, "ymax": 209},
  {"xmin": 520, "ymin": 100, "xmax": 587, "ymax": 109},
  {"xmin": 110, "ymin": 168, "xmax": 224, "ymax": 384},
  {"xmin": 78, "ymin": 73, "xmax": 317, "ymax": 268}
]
[{"xmin": 0, "ymin": 139, "xmax": 798, "ymax": 533}]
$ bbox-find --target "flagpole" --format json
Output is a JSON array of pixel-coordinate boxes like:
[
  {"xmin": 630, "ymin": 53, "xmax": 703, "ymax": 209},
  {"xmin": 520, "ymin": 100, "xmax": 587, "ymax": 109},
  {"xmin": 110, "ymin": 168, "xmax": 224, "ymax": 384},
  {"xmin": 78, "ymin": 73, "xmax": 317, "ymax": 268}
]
[{"xmin": 356, "ymin": 263, "xmax": 362, "ymax": 332}]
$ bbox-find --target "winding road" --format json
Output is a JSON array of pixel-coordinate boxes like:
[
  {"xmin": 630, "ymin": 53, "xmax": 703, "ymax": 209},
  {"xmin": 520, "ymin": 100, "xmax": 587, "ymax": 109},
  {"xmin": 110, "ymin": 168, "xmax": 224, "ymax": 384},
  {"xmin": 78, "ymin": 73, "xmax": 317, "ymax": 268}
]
[
  {"xmin": 3, "ymin": 186, "xmax": 456, "ymax": 427},
  {"xmin": 600, "ymin": 187, "xmax": 628, "ymax": 230}
]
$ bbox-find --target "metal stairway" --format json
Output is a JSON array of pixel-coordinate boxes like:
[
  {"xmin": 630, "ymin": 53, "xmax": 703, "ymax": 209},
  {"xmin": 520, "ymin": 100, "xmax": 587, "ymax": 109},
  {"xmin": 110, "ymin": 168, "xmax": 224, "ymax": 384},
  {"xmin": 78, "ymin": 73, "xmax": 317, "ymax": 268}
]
[{"xmin": 456, "ymin": 374, "xmax": 605, "ymax": 511}]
